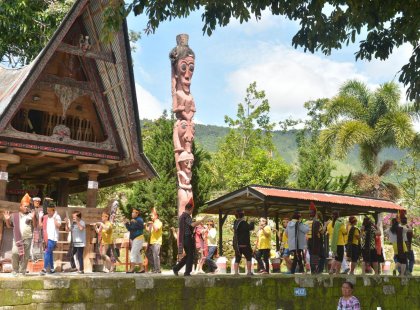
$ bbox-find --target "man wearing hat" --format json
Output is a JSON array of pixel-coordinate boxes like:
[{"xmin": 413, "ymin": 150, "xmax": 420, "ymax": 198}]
[
  {"xmin": 4, "ymin": 193, "xmax": 36, "ymax": 276},
  {"xmin": 31, "ymin": 197, "xmax": 44, "ymax": 261}
]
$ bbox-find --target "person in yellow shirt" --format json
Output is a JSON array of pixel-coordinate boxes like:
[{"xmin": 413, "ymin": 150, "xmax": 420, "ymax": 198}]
[
  {"xmin": 255, "ymin": 217, "xmax": 272, "ymax": 274},
  {"xmin": 278, "ymin": 218, "xmax": 292, "ymax": 273},
  {"xmin": 95, "ymin": 211, "xmax": 114, "ymax": 272},
  {"xmin": 346, "ymin": 216, "xmax": 360, "ymax": 275},
  {"xmin": 328, "ymin": 211, "xmax": 348, "ymax": 274},
  {"xmin": 146, "ymin": 207, "xmax": 163, "ymax": 273}
]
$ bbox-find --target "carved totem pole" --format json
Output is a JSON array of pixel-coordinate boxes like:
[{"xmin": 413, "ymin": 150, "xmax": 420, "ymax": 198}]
[{"xmin": 169, "ymin": 34, "xmax": 196, "ymax": 216}]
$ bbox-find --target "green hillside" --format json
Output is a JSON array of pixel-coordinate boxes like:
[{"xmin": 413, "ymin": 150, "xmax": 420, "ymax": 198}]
[{"xmin": 193, "ymin": 124, "xmax": 408, "ymax": 176}]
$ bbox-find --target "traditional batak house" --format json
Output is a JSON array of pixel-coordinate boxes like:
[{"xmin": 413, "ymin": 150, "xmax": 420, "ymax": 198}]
[{"xmin": 0, "ymin": 0, "xmax": 157, "ymax": 272}]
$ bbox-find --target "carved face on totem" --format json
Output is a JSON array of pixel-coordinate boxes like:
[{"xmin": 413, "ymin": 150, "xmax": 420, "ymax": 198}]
[
  {"xmin": 176, "ymin": 56, "xmax": 195, "ymax": 94},
  {"xmin": 178, "ymin": 151, "xmax": 194, "ymax": 175}
]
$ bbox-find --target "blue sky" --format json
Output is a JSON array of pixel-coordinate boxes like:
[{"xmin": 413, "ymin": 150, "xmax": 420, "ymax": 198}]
[{"xmin": 127, "ymin": 10, "xmax": 413, "ymax": 128}]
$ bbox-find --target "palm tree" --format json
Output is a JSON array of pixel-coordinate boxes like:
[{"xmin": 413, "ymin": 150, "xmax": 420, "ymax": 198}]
[{"xmin": 320, "ymin": 80, "xmax": 417, "ymax": 175}]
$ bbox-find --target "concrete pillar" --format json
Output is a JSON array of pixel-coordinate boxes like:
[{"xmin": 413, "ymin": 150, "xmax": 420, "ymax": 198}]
[
  {"xmin": 0, "ymin": 154, "xmax": 20, "ymax": 200},
  {"xmin": 78, "ymin": 164, "xmax": 109, "ymax": 208}
]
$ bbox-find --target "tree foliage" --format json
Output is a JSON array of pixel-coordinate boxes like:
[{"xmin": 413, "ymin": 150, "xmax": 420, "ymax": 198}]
[
  {"xmin": 212, "ymin": 82, "xmax": 291, "ymax": 191},
  {"xmin": 320, "ymin": 80, "xmax": 417, "ymax": 174},
  {"xmin": 104, "ymin": 0, "xmax": 420, "ymax": 104},
  {"xmin": 0, "ymin": 0, "xmax": 75, "ymax": 67}
]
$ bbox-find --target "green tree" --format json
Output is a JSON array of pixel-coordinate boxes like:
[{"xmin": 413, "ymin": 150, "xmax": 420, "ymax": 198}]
[
  {"xmin": 0, "ymin": 0, "xmax": 75, "ymax": 67},
  {"xmin": 320, "ymin": 80, "xmax": 417, "ymax": 175},
  {"xmin": 395, "ymin": 151, "xmax": 420, "ymax": 211},
  {"xmin": 212, "ymin": 82, "xmax": 291, "ymax": 191},
  {"xmin": 103, "ymin": 0, "xmax": 420, "ymax": 104},
  {"xmin": 125, "ymin": 112, "xmax": 214, "ymax": 264}
]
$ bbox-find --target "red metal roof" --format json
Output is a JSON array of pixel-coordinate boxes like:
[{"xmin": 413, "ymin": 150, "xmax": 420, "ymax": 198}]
[{"xmin": 253, "ymin": 186, "xmax": 403, "ymax": 211}]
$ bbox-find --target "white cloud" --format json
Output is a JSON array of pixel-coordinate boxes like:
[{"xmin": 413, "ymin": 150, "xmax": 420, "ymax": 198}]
[
  {"xmin": 135, "ymin": 83, "xmax": 165, "ymax": 120},
  {"xmin": 226, "ymin": 42, "xmax": 368, "ymax": 122},
  {"xmin": 360, "ymin": 43, "xmax": 414, "ymax": 83},
  {"xmin": 229, "ymin": 10, "xmax": 285, "ymax": 34}
]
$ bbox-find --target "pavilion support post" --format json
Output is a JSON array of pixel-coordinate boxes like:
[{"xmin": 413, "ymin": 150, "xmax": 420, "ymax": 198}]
[
  {"xmin": 218, "ymin": 209, "xmax": 223, "ymax": 256},
  {"xmin": 0, "ymin": 154, "xmax": 20, "ymax": 200},
  {"xmin": 57, "ymin": 178, "xmax": 69, "ymax": 207},
  {"xmin": 263, "ymin": 203, "xmax": 268, "ymax": 219},
  {"xmin": 86, "ymin": 171, "xmax": 99, "ymax": 208},
  {"xmin": 275, "ymin": 214, "xmax": 279, "ymax": 251},
  {"xmin": 79, "ymin": 164, "xmax": 109, "ymax": 208}
]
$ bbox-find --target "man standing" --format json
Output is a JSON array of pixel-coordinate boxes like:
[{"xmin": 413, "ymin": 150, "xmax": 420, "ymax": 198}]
[
  {"xmin": 255, "ymin": 217, "xmax": 272, "ymax": 274},
  {"xmin": 173, "ymin": 199, "xmax": 205, "ymax": 276},
  {"xmin": 306, "ymin": 203, "xmax": 323, "ymax": 274},
  {"xmin": 31, "ymin": 197, "xmax": 44, "ymax": 261},
  {"xmin": 125, "ymin": 207, "xmax": 145, "ymax": 273},
  {"xmin": 328, "ymin": 211, "xmax": 348, "ymax": 275},
  {"xmin": 4, "ymin": 193, "xmax": 36, "ymax": 276},
  {"xmin": 233, "ymin": 209, "xmax": 255, "ymax": 275},
  {"xmin": 40, "ymin": 206, "xmax": 61, "ymax": 275},
  {"xmin": 146, "ymin": 207, "xmax": 163, "ymax": 273}
]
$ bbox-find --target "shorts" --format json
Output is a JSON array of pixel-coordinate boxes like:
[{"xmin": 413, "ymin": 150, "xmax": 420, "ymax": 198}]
[
  {"xmin": 235, "ymin": 245, "xmax": 253, "ymax": 263},
  {"xmin": 362, "ymin": 248, "xmax": 378, "ymax": 263},
  {"xmin": 281, "ymin": 249, "xmax": 290, "ymax": 257},
  {"xmin": 334, "ymin": 245, "xmax": 344, "ymax": 262},
  {"xmin": 346, "ymin": 244, "xmax": 360, "ymax": 263}
]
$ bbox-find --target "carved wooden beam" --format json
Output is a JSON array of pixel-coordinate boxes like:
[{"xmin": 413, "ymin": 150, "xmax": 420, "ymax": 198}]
[
  {"xmin": 57, "ymin": 42, "xmax": 115, "ymax": 64},
  {"xmin": 40, "ymin": 74, "xmax": 97, "ymax": 93}
]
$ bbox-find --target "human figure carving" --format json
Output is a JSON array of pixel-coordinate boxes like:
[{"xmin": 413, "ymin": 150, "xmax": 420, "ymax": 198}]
[
  {"xmin": 177, "ymin": 151, "xmax": 194, "ymax": 216},
  {"xmin": 170, "ymin": 34, "xmax": 196, "ymax": 215}
]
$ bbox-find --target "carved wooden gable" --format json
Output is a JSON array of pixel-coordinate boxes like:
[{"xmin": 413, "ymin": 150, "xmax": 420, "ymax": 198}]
[{"xmin": 0, "ymin": 0, "xmax": 157, "ymax": 191}]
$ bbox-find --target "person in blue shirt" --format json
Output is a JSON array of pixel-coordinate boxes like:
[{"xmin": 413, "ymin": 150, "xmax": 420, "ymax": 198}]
[{"xmin": 125, "ymin": 207, "xmax": 145, "ymax": 273}]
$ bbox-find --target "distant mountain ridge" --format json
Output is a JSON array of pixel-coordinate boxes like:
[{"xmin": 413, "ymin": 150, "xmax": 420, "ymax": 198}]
[
  {"xmin": 141, "ymin": 120, "xmax": 407, "ymax": 175},
  {"xmin": 193, "ymin": 124, "xmax": 407, "ymax": 175}
]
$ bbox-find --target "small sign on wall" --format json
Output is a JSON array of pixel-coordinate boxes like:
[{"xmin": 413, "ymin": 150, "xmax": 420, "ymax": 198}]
[
  {"xmin": 0, "ymin": 172, "xmax": 8, "ymax": 181},
  {"xmin": 294, "ymin": 288, "xmax": 307, "ymax": 297},
  {"xmin": 88, "ymin": 181, "xmax": 98, "ymax": 189}
]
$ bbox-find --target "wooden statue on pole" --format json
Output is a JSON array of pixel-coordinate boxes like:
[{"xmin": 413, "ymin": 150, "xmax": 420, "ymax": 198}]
[{"xmin": 170, "ymin": 34, "xmax": 196, "ymax": 216}]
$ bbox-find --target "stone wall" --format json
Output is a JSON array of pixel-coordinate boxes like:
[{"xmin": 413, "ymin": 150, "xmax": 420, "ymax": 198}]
[{"xmin": 0, "ymin": 275, "xmax": 418, "ymax": 309}]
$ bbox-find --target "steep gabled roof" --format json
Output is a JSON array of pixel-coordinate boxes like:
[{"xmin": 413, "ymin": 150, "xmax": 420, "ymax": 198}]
[{"xmin": 0, "ymin": 0, "xmax": 157, "ymax": 188}]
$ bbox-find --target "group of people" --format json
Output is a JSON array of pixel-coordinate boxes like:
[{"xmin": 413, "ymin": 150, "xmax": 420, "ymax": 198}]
[
  {"xmin": 2, "ymin": 193, "xmax": 164, "ymax": 276},
  {"xmin": 230, "ymin": 204, "xmax": 415, "ymax": 277}
]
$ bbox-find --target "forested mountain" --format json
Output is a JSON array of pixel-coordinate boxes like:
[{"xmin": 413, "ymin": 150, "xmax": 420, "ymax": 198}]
[{"xmin": 193, "ymin": 124, "xmax": 407, "ymax": 175}]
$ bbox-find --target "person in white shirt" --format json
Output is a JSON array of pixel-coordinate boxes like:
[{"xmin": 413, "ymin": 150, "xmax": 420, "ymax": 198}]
[
  {"xmin": 204, "ymin": 219, "xmax": 218, "ymax": 273},
  {"xmin": 40, "ymin": 206, "xmax": 61, "ymax": 274}
]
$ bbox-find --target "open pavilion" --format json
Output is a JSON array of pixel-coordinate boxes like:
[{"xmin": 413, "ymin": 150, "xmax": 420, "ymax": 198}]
[{"xmin": 202, "ymin": 184, "xmax": 405, "ymax": 255}]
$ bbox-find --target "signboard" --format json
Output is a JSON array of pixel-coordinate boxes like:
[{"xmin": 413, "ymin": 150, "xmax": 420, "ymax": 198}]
[
  {"xmin": 88, "ymin": 181, "xmax": 98, "ymax": 189},
  {"xmin": 294, "ymin": 288, "xmax": 307, "ymax": 297}
]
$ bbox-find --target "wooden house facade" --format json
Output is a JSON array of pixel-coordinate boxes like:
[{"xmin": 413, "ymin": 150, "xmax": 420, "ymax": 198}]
[{"xmin": 0, "ymin": 0, "xmax": 157, "ymax": 272}]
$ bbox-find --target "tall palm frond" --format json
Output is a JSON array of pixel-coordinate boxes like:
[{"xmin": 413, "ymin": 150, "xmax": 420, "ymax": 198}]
[
  {"xmin": 324, "ymin": 96, "xmax": 366, "ymax": 125},
  {"xmin": 338, "ymin": 80, "xmax": 370, "ymax": 108},
  {"xmin": 334, "ymin": 120, "xmax": 374, "ymax": 158},
  {"xmin": 376, "ymin": 112, "xmax": 416, "ymax": 148}
]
